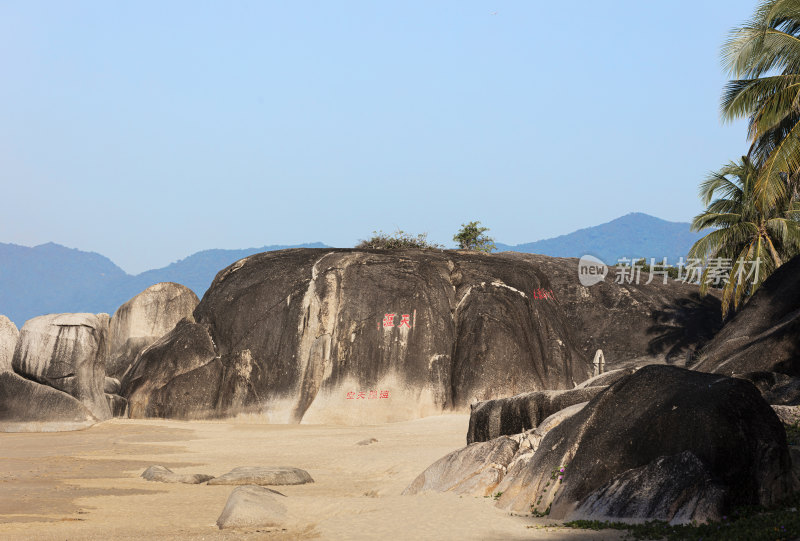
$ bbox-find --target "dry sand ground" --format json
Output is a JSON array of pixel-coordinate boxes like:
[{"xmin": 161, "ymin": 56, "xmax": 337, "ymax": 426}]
[{"xmin": 0, "ymin": 414, "xmax": 625, "ymax": 540}]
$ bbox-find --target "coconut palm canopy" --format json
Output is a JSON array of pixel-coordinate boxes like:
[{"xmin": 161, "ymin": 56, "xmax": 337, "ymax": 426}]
[
  {"xmin": 722, "ymin": 0, "xmax": 800, "ymax": 204},
  {"xmin": 689, "ymin": 0, "xmax": 800, "ymax": 318},
  {"xmin": 689, "ymin": 156, "xmax": 800, "ymax": 317}
]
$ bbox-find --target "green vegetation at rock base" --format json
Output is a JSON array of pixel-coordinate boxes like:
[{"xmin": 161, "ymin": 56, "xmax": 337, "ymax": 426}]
[{"xmin": 564, "ymin": 490, "xmax": 800, "ymax": 540}]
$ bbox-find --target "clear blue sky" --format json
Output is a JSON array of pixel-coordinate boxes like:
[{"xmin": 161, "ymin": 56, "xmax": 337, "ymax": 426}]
[{"xmin": 1, "ymin": 0, "xmax": 756, "ymax": 274}]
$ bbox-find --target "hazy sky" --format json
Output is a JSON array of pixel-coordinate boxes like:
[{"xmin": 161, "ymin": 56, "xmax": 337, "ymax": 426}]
[{"xmin": 1, "ymin": 1, "xmax": 756, "ymax": 274}]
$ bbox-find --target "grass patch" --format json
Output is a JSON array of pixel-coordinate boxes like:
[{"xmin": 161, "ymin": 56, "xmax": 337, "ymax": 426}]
[
  {"xmin": 563, "ymin": 491, "xmax": 800, "ymax": 540},
  {"xmin": 784, "ymin": 421, "xmax": 800, "ymax": 446},
  {"xmin": 530, "ymin": 504, "xmax": 551, "ymax": 518}
]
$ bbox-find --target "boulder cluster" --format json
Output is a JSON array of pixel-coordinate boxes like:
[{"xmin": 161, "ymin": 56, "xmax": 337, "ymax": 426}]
[
  {"xmin": 0, "ymin": 282, "xmax": 198, "ymax": 430},
  {"xmin": 403, "ymin": 254, "xmax": 800, "ymax": 524},
  {"xmin": 406, "ymin": 365, "xmax": 798, "ymax": 524},
  {"xmin": 2, "ymin": 248, "xmax": 800, "ymax": 527},
  {"xmin": 140, "ymin": 464, "xmax": 313, "ymax": 530},
  {"xmin": 2, "ymin": 249, "xmax": 728, "ymax": 428}
]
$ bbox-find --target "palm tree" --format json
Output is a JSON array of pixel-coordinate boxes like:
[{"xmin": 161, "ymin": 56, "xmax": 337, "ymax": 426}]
[
  {"xmin": 689, "ymin": 156, "xmax": 800, "ymax": 317},
  {"xmin": 721, "ymin": 0, "xmax": 800, "ymax": 205}
]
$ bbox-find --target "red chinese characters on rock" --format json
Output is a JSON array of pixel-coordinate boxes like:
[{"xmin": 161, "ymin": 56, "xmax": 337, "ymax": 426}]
[
  {"xmin": 346, "ymin": 390, "xmax": 391, "ymax": 400},
  {"xmin": 532, "ymin": 288, "xmax": 554, "ymax": 300},
  {"xmin": 381, "ymin": 310, "xmax": 416, "ymax": 329}
]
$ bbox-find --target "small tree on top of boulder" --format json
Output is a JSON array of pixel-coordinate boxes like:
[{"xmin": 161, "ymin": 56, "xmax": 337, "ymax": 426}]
[{"xmin": 454, "ymin": 221, "xmax": 496, "ymax": 252}]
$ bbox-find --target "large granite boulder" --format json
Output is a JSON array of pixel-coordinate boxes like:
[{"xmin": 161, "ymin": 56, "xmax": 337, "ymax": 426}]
[
  {"xmin": 121, "ymin": 249, "xmax": 718, "ymax": 423},
  {"xmin": 0, "ymin": 315, "xmax": 18, "ymax": 372},
  {"xmin": 124, "ymin": 249, "xmax": 592, "ymax": 422},
  {"xmin": 693, "ymin": 254, "xmax": 800, "ymax": 376},
  {"xmin": 12, "ymin": 313, "xmax": 111, "ymax": 420},
  {"xmin": 466, "ymin": 386, "xmax": 605, "ymax": 444},
  {"xmin": 493, "ymin": 365, "xmax": 796, "ymax": 522},
  {"xmin": 108, "ymin": 282, "xmax": 199, "ymax": 379},
  {"xmin": 0, "ymin": 314, "xmax": 96, "ymax": 431}
]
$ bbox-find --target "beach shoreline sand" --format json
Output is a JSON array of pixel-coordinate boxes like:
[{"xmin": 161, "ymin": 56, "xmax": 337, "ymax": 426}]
[{"xmin": 0, "ymin": 415, "xmax": 623, "ymax": 540}]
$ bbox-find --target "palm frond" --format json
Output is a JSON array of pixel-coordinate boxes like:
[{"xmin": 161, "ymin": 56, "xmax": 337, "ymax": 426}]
[
  {"xmin": 721, "ymin": 76, "xmax": 800, "ymax": 125},
  {"xmin": 698, "ymin": 170, "xmax": 743, "ymax": 205},
  {"xmin": 723, "ymin": 0, "xmax": 800, "ymax": 77},
  {"xmin": 755, "ymin": 116, "xmax": 800, "ymax": 205},
  {"xmin": 688, "ymin": 222, "xmax": 758, "ymax": 260}
]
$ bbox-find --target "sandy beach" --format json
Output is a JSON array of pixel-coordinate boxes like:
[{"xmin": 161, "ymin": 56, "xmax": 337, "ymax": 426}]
[{"xmin": 0, "ymin": 414, "xmax": 626, "ymax": 540}]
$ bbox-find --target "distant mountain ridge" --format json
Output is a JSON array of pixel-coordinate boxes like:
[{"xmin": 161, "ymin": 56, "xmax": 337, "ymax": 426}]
[
  {"xmin": 495, "ymin": 213, "xmax": 703, "ymax": 265},
  {"xmin": 0, "ymin": 242, "xmax": 328, "ymax": 326},
  {"xmin": 0, "ymin": 213, "xmax": 704, "ymax": 326},
  {"xmin": 130, "ymin": 244, "xmax": 329, "ymax": 295}
]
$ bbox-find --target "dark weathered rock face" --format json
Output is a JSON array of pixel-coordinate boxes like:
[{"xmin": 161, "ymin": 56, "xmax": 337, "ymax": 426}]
[
  {"xmin": 124, "ymin": 249, "xmax": 593, "ymax": 421},
  {"xmin": 494, "ymin": 366, "xmax": 795, "ymax": 520},
  {"xmin": 466, "ymin": 386, "xmax": 605, "ymax": 444},
  {"xmin": 121, "ymin": 249, "xmax": 718, "ymax": 423},
  {"xmin": 570, "ymin": 451, "xmax": 726, "ymax": 523},
  {"xmin": 0, "ymin": 371, "xmax": 96, "ymax": 429},
  {"xmin": 736, "ymin": 372, "xmax": 800, "ymax": 406},
  {"xmin": 108, "ymin": 282, "xmax": 199, "ymax": 379},
  {"xmin": 501, "ymin": 254, "xmax": 723, "ymax": 367},
  {"xmin": 103, "ymin": 376, "xmax": 128, "ymax": 417},
  {"xmin": 12, "ymin": 313, "xmax": 111, "ymax": 421},
  {"xmin": 574, "ymin": 367, "xmax": 638, "ymax": 389},
  {"xmin": 104, "ymin": 376, "xmax": 121, "ymax": 394},
  {"xmin": 105, "ymin": 393, "xmax": 128, "ymax": 417},
  {"xmin": 123, "ymin": 318, "xmax": 219, "ymax": 419},
  {"xmin": 693, "ymin": 254, "xmax": 800, "ymax": 376}
]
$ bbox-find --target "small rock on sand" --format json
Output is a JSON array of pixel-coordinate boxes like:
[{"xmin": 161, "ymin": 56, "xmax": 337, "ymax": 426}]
[
  {"xmin": 216, "ymin": 485, "xmax": 287, "ymax": 529},
  {"xmin": 208, "ymin": 466, "xmax": 314, "ymax": 486},
  {"xmin": 356, "ymin": 438, "xmax": 378, "ymax": 446},
  {"xmin": 141, "ymin": 465, "xmax": 214, "ymax": 484}
]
